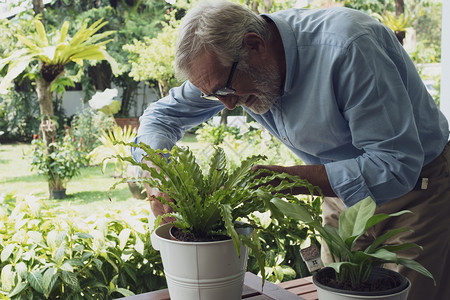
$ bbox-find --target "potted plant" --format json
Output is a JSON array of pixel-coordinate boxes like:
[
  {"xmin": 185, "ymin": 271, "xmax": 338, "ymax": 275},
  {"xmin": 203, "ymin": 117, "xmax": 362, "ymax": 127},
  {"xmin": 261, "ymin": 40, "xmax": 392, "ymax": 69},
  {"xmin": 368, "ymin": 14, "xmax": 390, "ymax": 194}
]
[
  {"xmin": 113, "ymin": 142, "xmax": 321, "ymax": 300},
  {"xmin": 273, "ymin": 196, "xmax": 435, "ymax": 299},
  {"xmin": 29, "ymin": 130, "xmax": 88, "ymax": 199}
]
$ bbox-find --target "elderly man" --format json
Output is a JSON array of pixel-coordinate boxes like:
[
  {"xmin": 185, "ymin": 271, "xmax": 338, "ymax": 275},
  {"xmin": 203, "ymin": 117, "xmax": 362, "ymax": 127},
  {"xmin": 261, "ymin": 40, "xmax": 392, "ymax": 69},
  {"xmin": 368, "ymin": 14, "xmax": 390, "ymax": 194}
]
[{"xmin": 132, "ymin": 1, "xmax": 449, "ymax": 299}]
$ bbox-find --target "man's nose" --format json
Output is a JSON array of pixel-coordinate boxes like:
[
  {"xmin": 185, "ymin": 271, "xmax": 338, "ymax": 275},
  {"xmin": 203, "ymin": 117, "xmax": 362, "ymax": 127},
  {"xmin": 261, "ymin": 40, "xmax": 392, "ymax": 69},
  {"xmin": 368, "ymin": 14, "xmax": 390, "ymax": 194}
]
[{"xmin": 218, "ymin": 96, "xmax": 238, "ymax": 110}]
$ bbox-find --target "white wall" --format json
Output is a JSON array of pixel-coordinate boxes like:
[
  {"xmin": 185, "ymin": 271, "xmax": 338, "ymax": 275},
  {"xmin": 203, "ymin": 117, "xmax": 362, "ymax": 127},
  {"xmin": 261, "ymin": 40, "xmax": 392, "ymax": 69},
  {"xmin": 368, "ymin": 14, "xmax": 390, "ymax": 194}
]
[
  {"xmin": 441, "ymin": 0, "xmax": 450, "ymax": 125},
  {"xmin": 61, "ymin": 82, "xmax": 157, "ymax": 118}
]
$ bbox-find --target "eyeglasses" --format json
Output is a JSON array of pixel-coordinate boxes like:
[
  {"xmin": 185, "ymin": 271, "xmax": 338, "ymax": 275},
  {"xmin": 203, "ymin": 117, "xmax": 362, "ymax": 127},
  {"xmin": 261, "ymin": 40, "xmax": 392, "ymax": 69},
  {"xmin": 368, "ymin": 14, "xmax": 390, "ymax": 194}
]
[{"xmin": 201, "ymin": 60, "xmax": 238, "ymax": 101}]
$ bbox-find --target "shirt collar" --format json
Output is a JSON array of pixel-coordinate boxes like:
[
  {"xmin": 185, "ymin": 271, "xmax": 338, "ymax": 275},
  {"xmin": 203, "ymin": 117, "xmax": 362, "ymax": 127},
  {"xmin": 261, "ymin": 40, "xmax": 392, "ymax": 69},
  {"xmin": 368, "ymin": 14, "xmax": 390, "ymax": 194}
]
[{"xmin": 262, "ymin": 12, "xmax": 298, "ymax": 95}]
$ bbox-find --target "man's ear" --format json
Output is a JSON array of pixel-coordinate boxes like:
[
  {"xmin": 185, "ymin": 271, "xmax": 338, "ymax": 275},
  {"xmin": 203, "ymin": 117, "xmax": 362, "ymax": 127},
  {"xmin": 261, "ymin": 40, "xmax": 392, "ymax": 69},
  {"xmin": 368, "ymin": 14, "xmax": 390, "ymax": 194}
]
[{"xmin": 242, "ymin": 32, "xmax": 267, "ymax": 56}]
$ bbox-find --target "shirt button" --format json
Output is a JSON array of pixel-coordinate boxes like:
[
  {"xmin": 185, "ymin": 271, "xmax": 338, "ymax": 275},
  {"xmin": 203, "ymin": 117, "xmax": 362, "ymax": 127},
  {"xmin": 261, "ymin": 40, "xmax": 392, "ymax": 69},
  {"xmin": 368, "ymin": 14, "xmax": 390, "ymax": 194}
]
[{"xmin": 282, "ymin": 136, "xmax": 287, "ymax": 141}]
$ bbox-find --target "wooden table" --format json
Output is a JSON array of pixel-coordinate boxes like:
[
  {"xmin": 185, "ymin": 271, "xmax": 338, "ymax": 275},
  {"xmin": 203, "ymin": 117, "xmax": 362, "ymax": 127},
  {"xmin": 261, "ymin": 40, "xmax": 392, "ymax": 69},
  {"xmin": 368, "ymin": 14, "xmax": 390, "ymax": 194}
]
[{"xmin": 116, "ymin": 272, "xmax": 318, "ymax": 300}]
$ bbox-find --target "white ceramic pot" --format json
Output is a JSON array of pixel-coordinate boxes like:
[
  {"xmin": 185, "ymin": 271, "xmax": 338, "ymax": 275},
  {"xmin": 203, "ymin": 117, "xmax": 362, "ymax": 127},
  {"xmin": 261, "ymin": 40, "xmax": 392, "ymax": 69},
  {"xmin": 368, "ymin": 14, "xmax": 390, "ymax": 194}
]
[
  {"xmin": 151, "ymin": 223, "xmax": 252, "ymax": 300},
  {"xmin": 313, "ymin": 267, "xmax": 411, "ymax": 300}
]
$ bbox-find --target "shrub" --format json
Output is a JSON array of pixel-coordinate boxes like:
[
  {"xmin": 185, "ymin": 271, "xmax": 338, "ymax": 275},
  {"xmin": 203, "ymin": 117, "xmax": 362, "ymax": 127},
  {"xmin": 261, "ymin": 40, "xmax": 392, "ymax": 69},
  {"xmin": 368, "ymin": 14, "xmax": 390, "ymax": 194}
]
[
  {"xmin": 0, "ymin": 90, "xmax": 40, "ymax": 143},
  {"xmin": 0, "ymin": 193, "xmax": 165, "ymax": 299},
  {"xmin": 71, "ymin": 107, "xmax": 116, "ymax": 152},
  {"xmin": 29, "ymin": 130, "xmax": 90, "ymax": 194}
]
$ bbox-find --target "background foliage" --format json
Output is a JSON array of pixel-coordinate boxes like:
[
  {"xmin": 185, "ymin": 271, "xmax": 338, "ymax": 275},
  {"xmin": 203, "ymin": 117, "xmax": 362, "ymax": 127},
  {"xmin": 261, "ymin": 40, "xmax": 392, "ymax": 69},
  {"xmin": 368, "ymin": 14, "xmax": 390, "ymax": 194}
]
[{"xmin": 0, "ymin": 193, "xmax": 165, "ymax": 299}]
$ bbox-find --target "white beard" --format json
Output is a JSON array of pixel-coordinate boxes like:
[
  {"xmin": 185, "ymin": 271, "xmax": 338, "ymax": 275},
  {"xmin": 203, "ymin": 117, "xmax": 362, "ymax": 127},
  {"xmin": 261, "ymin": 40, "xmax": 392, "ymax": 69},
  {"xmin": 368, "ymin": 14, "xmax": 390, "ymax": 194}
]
[{"xmin": 240, "ymin": 62, "xmax": 282, "ymax": 114}]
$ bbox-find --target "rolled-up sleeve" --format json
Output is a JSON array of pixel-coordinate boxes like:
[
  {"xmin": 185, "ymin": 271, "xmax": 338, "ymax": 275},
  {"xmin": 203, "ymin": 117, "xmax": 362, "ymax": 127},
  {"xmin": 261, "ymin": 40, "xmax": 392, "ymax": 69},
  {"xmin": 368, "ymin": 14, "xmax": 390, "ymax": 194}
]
[{"xmin": 131, "ymin": 81, "xmax": 224, "ymax": 162}]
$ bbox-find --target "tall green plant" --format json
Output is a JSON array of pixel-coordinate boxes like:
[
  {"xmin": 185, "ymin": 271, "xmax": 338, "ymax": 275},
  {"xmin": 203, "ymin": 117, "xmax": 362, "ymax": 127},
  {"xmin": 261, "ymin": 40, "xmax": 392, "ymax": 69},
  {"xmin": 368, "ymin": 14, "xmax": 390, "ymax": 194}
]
[
  {"xmin": 113, "ymin": 143, "xmax": 322, "ymax": 281},
  {"xmin": 0, "ymin": 17, "xmax": 119, "ymax": 149},
  {"xmin": 88, "ymin": 125, "xmax": 137, "ymax": 177},
  {"xmin": 272, "ymin": 196, "xmax": 435, "ymax": 288},
  {"xmin": 124, "ymin": 16, "xmax": 180, "ymax": 98}
]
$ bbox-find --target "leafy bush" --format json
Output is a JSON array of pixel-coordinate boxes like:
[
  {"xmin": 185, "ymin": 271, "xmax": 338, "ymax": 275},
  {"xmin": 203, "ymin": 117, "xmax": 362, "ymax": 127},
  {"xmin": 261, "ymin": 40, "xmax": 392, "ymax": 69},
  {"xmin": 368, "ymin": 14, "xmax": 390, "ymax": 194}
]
[
  {"xmin": 88, "ymin": 125, "xmax": 137, "ymax": 177},
  {"xmin": 246, "ymin": 198, "xmax": 322, "ymax": 283},
  {"xmin": 194, "ymin": 122, "xmax": 302, "ymax": 171},
  {"xmin": 71, "ymin": 107, "xmax": 116, "ymax": 152},
  {"xmin": 195, "ymin": 123, "xmax": 241, "ymax": 145},
  {"xmin": 0, "ymin": 193, "xmax": 165, "ymax": 299},
  {"xmin": 29, "ymin": 131, "xmax": 90, "ymax": 192},
  {"xmin": 0, "ymin": 90, "xmax": 40, "ymax": 143}
]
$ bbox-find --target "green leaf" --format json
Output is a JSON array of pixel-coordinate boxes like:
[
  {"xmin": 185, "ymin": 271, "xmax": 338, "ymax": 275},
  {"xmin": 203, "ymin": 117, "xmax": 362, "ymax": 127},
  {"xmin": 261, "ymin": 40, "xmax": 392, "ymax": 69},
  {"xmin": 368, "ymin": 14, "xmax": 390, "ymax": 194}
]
[
  {"xmin": 365, "ymin": 228, "xmax": 410, "ymax": 253},
  {"xmin": 397, "ymin": 258, "xmax": 435, "ymax": 284},
  {"xmin": 33, "ymin": 20, "xmax": 49, "ymax": 47},
  {"xmin": 338, "ymin": 197, "xmax": 375, "ymax": 242},
  {"xmin": 61, "ymin": 271, "xmax": 80, "ymax": 291},
  {"xmin": 1, "ymin": 264, "xmax": 14, "ymax": 292},
  {"xmin": 221, "ymin": 203, "xmax": 240, "ymax": 255},
  {"xmin": 111, "ymin": 288, "xmax": 135, "ymax": 297},
  {"xmin": 7, "ymin": 282, "xmax": 28, "ymax": 298},
  {"xmin": 28, "ymin": 271, "xmax": 45, "ymax": 294},
  {"xmin": 42, "ymin": 267, "xmax": 57, "ymax": 291},
  {"xmin": 1, "ymin": 244, "xmax": 16, "ymax": 262},
  {"xmin": 270, "ymin": 198, "xmax": 314, "ymax": 223},
  {"xmin": 119, "ymin": 228, "xmax": 132, "ymax": 251}
]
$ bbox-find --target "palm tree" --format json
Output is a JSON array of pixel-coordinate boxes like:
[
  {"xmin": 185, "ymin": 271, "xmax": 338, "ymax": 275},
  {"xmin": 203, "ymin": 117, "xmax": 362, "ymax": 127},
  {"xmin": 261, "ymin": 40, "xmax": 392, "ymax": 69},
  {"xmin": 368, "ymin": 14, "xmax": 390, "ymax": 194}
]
[{"xmin": 0, "ymin": 17, "xmax": 118, "ymax": 146}]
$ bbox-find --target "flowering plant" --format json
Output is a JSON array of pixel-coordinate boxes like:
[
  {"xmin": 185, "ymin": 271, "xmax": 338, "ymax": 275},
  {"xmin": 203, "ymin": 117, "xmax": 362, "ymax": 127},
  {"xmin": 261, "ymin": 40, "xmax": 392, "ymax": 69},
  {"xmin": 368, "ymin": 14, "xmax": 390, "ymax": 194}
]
[{"xmin": 29, "ymin": 130, "xmax": 89, "ymax": 196}]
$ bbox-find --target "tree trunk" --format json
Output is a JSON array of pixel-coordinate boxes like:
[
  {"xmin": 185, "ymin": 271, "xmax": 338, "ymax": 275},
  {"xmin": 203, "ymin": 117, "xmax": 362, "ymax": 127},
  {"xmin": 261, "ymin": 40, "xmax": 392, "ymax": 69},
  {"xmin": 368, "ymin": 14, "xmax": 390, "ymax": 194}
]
[
  {"xmin": 36, "ymin": 76, "xmax": 56, "ymax": 147},
  {"xmin": 395, "ymin": 0, "xmax": 405, "ymax": 17},
  {"xmin": 395, "ymin": 0, "xmax": 406, "ymax": 45},
  {"xmin": 32, "ymin": 0, "xmax": 45, "ymax": 24}
]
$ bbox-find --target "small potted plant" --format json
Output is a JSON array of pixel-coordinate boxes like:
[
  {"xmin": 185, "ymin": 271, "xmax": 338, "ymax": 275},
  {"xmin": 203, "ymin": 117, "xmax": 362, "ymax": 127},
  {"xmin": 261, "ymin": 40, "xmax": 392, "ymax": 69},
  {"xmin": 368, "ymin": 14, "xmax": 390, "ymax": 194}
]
[
  {"xmin": 29, "ymin": 131, "xmax": 88, "ymax": 199},
  {"xmin": 113, "ymin": 142, "xmax": 321, "ymax": 300},
  {"xmin": 273, "ymin": 196, "xmax": 435, "ymax": 299}
]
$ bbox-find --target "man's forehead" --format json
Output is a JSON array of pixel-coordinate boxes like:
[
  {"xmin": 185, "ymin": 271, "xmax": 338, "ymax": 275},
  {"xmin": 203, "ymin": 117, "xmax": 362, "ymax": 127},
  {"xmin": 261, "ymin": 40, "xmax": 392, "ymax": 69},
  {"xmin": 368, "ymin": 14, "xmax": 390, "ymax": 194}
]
[{"xmin": 190, "ymin": 51, "xmax": 227, "ymax": 92}]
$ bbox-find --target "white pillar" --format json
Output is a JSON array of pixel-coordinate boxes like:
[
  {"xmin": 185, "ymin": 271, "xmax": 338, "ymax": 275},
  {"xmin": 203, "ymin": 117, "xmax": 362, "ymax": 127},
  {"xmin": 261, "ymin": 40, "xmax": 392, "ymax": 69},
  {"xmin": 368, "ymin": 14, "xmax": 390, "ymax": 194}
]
[{"xmin": 441, "ymin": 0, "xmax": 450, "ymax": 123}]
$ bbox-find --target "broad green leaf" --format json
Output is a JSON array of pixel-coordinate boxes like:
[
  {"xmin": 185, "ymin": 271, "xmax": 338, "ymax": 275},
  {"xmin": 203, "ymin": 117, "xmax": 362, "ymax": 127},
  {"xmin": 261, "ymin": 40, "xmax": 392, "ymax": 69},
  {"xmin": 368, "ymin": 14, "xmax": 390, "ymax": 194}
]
[
  {"xmin": 134, "ymin": 237, "xmax": 144, "ymax": 256},
  {"xmin": 113, "ymin": 287, "xmax": 135, "ymax": 297},
  {"xmin": 33, "ymin": 20, "xmax": 49, "ymax": 47},
  {"xmin": 28, "ymin": 271, "xmax": 45, "ymax": 294},
  {"xmin": 16, "ymin": 34, "xmax": 39, "ymax": 50},
  {"xmin": 58, "ymin": 21, "xmax": 70, "ymax": 43},
  {"xmin": 119, "ymin": 228, "xmax": 132, "ymax": 250},
  {"xmin": 339, "ymin": 197, "xmax": 375, "ymax": 241},
  {"xmin": 1, "ymin": 244, "xmax": 16, "ymax": 262},
  {"xmin": 42, "ymin": 267, "xmax": 57, "ymax": 291},
  {"xmin": 15, "ymin": 262, "xmax": 27, "ymax": 279},
  {"xmin": 364, "ymin": 210, "xmax": 412, "ymax": 232},
  {"xmin": 7, "ymin": 282, "xmax": 27, "ymax": 297},
  {"xmin": 397, "ymin": 258, "xmax": 435, "ymax": 284},
  {"xmin": 61, "ymin": 270, "xmax": 80, "ymax": 291},
  {"xmin": 54, "ymin": 245, "xmax": 66, "ymax": 264},
  {"xmin": 0, "ymin": 58, "xmax": 33, "ymax": 94},
  {"xmin": 327, "ymin": 261, "xmax": 359, "ymax": 274},
  {"xmin": 365, "ymin": 248, "xmax": 398, "ymax": 263},
  {"xmin": 365, "ymin": 228, "xmax": 410, "ymax": 253},
  {"xmin": 1, "ymin": 264, "xmax": 14, "ymax": 291},
  {"xmin": 270, "ymin": 198, "xmax": 314, "ymax": 223}
]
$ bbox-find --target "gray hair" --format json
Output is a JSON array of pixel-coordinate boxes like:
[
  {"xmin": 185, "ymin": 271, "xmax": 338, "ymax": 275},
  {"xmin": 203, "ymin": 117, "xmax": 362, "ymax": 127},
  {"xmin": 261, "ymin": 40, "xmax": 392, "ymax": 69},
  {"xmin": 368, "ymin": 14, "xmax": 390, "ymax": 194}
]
[{"xmin": 175, "ymin": 0, "xmax": 270, "ymax": 81}]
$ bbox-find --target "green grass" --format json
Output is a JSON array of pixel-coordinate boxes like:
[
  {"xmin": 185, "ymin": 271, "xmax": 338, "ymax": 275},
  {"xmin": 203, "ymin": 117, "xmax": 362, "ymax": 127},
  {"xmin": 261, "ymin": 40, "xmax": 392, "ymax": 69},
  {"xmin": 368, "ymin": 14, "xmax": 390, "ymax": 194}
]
[
  {"xmin": 0, "ymin": 137, "xmax": 207, "ymax": 216},
  {"xmin": 0, "ymin": 143, "xmax": 143, "ymax": 216}
]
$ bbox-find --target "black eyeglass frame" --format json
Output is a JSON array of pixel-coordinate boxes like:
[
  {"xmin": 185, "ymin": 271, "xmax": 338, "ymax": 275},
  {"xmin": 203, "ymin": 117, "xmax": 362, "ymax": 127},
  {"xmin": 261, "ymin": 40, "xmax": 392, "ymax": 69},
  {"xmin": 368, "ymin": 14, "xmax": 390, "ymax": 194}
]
[{"xmin": 201, "ymin": 60, "xmax": 239, "ymax": 101}]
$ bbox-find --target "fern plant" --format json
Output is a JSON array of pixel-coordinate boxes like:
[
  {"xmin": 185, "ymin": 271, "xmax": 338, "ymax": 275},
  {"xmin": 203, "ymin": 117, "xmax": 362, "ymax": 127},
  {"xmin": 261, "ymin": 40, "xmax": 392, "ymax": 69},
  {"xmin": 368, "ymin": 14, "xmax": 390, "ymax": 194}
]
[{"xmin": 112, "ymin": 142, "xmax": 322, "ymax": 279}]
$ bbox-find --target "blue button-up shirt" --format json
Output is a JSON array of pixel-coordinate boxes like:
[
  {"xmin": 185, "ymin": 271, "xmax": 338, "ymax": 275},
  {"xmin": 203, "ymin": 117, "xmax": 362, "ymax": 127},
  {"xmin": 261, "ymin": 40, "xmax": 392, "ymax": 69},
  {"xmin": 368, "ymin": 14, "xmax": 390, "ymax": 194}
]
[{"xmin": 132, "ymin": 7, "xmax": 449, "ymax": 206}]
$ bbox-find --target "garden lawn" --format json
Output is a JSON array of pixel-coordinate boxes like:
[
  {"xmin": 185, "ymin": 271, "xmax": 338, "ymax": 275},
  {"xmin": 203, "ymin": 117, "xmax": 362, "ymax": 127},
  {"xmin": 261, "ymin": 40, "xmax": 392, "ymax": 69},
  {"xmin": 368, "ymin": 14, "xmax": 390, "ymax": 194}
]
[
  {"xmin": 0, "ymin": 137, "xmax": 203, "ymax": 216},
  {"xmin": 0, "ymin": 143, "xmax": 143, "ymax": 216}
]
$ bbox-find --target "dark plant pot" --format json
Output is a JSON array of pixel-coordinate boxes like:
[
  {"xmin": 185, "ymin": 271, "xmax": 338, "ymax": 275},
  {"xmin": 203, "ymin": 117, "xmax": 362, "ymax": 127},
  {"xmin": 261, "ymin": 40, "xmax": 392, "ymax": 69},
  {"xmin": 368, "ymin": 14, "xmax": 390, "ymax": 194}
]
[
  {"xmin": 50, "ymin": 189, "xmax": 66, "ymax": 199},
  {"xmin": 115, "ymin": 117, "xmax": 139, "ymax": 130},
  {"xmin": 313, "ymin": 267, "xmax": 410, "ymax": 300}
]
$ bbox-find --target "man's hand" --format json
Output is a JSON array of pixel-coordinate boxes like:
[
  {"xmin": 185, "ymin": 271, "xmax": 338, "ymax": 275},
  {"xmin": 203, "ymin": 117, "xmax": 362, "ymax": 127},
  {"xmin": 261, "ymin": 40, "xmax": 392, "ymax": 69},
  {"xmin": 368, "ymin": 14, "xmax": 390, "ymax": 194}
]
[
  {"xmin": 251, "ymin": 164, "xmax": 337, "ymax": 197},
  {"xmin": 142, "ymin": 159, "xmax": 175, "ymax": 224}
]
